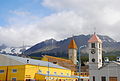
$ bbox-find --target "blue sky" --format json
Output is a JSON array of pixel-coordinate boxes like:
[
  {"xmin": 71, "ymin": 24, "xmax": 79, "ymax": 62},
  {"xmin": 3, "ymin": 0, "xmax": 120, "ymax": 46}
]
[
  {"xmin": 0, "ymin": 0, "xmax": 120, "ymax": 46},
  {"xmin": 0, "ymin": 0, "xmax": 54, "ymax": 26}
]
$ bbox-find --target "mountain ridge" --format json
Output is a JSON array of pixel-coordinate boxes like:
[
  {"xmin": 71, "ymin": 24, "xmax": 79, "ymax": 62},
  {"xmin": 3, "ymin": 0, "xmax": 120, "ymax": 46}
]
[{"xmin": 25, "ymin": 34, "xmax": 120, "ymax": 57}]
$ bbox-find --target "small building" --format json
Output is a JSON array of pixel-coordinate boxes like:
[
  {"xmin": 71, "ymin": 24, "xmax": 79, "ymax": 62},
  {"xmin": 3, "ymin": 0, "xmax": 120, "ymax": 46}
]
[{"xmin": 0, "ymin": 54, "xmax": 77, "ymax": 81}]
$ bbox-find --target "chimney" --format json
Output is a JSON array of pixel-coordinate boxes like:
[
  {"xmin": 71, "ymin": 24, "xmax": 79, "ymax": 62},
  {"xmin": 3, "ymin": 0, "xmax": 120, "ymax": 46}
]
[
  {"xmin": 116, "ymin": 57, "xmax": 120, "ymax": 62},
  {"xmin": 104, "ymin": 57, "xmax": 109, "ymax": 63},
  {"xmin": 27, "ymin": 59, "xmax": 29, "ymax": 63}
]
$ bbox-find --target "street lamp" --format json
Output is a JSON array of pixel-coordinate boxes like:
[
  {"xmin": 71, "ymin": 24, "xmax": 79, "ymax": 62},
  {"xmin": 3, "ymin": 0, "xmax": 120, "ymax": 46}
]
[{"xmin": 78, "ymin": 45, "xmax": 86, "ymax": 81}]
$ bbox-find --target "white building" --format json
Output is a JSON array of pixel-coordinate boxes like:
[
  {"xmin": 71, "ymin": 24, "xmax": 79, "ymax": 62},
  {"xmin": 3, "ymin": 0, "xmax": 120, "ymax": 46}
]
[{"xmin": 88, "ymin": 33, "xmax": 120, "ymax": 81}]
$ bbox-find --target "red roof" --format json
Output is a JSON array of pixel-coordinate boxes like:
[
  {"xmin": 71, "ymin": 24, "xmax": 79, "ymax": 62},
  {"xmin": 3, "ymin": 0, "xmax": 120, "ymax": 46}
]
[
  {"xmin": 88, "ymin": 34, "xmax": 102, "ymax": 43},
  {"xmin": 44, "ymin": 55, "xmax": 77, "ymax": 71},
  {"xmin": 68, "ymin": 40, "xmax": 77, "ymax": 49}
]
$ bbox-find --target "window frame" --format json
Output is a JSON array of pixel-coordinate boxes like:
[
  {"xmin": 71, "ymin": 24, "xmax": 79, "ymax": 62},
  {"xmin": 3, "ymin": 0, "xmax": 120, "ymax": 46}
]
[
  {"xmin": 46, "ymin": 71, "xmax": 50, "ymax": 74},
  {"xmin": 91, "ymin": 43, "xmax": 95, "ymax": 48},
  {"xmin": 38, "ymin": 70, "xmax": 42, "ymax": 73},
  {"xmin": 61, "ymin": 73, "xmax": 63, "ymax": 75},
  {"xmin": 0, "ymin": 70, "xmax": 4, "ymax": 73},
  {"xmin": 93, "ymin": 76, "xmax": 95, "ymax": 81},
  {"xmin": 12, "ymin": 77, "xmax": 16, "ymax": 81},
  {"xmin": 12, "ymin": 69, "xmax": 17, "ymax": 73},
  {"xmin": 54, "ymin": 72, "xmax": 57, "ymax": 75},
  {"xmin": 101, "ymin": 76, "xmax": 106, "ymax": 81}
]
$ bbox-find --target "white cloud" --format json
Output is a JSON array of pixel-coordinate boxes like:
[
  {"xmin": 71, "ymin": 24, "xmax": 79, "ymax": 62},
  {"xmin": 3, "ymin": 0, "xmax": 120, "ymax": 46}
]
[
  {"xmin": 42, "ymin": 0, "xmax": 120, "ymax": 40},
  {"xmin": 0, "ymin": 11, "xmax": 85, "ymax": 46},
  {"xmin": 10, "ymin": 10, "xmax": 31, "ymax": 16},
  {"xmin": 102, "ymin": 7, "xmax": 120, "ymax": 25},
  {"xmin": 1, "ymin": 0, "xmax": 120, "ymax": 46}
]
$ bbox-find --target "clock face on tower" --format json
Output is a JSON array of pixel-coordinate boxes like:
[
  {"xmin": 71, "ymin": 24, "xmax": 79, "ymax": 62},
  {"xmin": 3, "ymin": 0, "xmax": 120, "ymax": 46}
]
[{"xmin": 91, "ymin": 49, "xmax": 96, "ymax": 54}]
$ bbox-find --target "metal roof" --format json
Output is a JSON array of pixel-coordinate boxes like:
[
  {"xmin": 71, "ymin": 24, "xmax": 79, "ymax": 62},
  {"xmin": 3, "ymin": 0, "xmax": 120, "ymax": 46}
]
[
  {"xmin": 1, "ymin": 54, "xmax": 69, "ymax": 70},
  {"xmin": 37, "ymin": 73, "xmax": 77, "ymax": 78},
  {"xmin": 37, "ymin": 73, "xmax": 89, "ymax": 78}
]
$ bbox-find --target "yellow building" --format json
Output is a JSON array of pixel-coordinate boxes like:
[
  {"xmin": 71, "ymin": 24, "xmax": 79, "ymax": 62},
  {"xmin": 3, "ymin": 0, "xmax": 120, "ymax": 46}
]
[{"xmin": 0, "ymin": 54, "xmax": 77, "ymax": 81}]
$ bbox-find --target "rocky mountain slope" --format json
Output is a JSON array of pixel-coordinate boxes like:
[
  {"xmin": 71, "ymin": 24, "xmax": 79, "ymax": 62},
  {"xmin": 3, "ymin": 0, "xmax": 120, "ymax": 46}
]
[{"xmin": 25, "ymin": 34, "xmax": 120, "ymax": 57}]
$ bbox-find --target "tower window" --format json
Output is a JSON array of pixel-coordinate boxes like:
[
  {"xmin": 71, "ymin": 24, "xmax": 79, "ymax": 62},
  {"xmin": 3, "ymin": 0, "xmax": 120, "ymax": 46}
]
[
  {"xmin": 99, "ymin": 43, "xmax": 101, "ymax": 48},
  {"xmin": 93, "ymin": 76, "xmax": 95, "ymax": 81},
  {"xmin": 91, "ymin": 43, "xmax": 95, "ymax": 48},
  {"xmin": 92, "ymin": 58, "xmax": 95, "ymax": 62},
  {"xmin": 101, "ymin": 76, "xmax": 106, "ymax": 81},
  {"xmin": 99, "ymin": 59, "xmax": 101, "ymax": 62}
]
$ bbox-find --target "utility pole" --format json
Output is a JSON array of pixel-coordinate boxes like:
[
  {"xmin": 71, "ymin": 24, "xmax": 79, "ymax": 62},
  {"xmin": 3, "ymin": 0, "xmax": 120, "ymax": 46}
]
[{"xmin": 78, "ymin": 45, "xmax": 86, "ymax": 81}]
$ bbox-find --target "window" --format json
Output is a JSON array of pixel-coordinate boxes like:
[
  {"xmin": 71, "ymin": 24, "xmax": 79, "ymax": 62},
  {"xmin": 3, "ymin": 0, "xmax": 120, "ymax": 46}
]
[
  {"xmin": 93, "ymin": 76, "xmax": 95, "ymax": 81},
  {"xmin": 0, "ymin": 70, "xmax": 4, "ymax": 73},
  {"xmin": 67, "ymin": 73, "xmax": 69, "ymax": 76},
  {"xmin": 38, "ymin": 70, "xmax": 42, "ymax": 73},
  {"xmin": 61, "ymin": 73, "xmax": 63, "ymax": 75},
  {"xmin": 53, "ymin": 61, "xmax": 57, "ymax": 64},
  {"xmin": 92, "ymin": 58, "xmax": 95, "ymax": 62},
  {"xmin": 91, "ymin": 43, "xmax": 95, "ymax": 48},
  {"xmin": 12, "ymin": 78, "xmax": 16, "ymax": 81},
  {"xmin": 99, "ymin": 43, "xmax": 101, "ymax": 48},
  {"xmin": 54, "ymin": 72, "xmax": 57, "ymax": 75},
  {"xmin": 12, "ymin": 69, "xmax": 17, "ymax": 73},
  {"xmin": 101, "ymin": 76, "xmax": 106, "ymax": 81},
  {"xmin": 47, "ymin": 71, "xmax": 50, "ymax": 74},
  {"xmin": 99, "ymin": 59, "xmax": 101, "ymax": 62}
]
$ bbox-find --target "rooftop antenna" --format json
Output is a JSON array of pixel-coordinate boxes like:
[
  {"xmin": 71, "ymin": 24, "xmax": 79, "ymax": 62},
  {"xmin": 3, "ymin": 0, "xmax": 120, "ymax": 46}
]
[
  {"xmin": 23, "ymin": 41, "xmax": 25, "ymax": 48},
  {"xmin": 72, "ymin": 34, "xmax": 74, "ymax": 40},
  {"xmin": 22, "ymin": 41, "xmax": 25, "ymax": 54},
  {"xmin": 93, "ymin": 27, "xmax": 96, "ymax": 34}
]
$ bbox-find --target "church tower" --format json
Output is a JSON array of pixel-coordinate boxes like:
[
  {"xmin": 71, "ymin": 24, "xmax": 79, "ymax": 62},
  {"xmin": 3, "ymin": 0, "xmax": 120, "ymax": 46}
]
[
  {"xmin": 68, "ymin": 39, "xmax": 77, "ymax": 65},
  {"xmin": 88, "ymin": 33, "xmax": 102, "ymax": 69}
]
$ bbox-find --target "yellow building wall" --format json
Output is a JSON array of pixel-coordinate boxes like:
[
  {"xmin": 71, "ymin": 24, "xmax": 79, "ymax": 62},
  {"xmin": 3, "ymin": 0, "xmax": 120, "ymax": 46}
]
[
  {"xmin": 25, "ymin": 64, "xmax": 38, "ymax": 79},
  {"xmin": 35, "ymin": 74, "xmax": 77, "ymax": 81},
  {"xmin": 0, "ymin": 66, "xmax": 7, "ymax": 81},
  {"xmin": 25, "ymin": 64, "xmax": 72, "ymax": 80},
  {"xmin": 0, "ymin": 64, "xmax": 76, "ymax": 81},
  {"xmin": 41, "ymin": 57, "xmax": 48, "ymax": 61},
  {"xmin": 7, "ymin": 65, "xmax": 25, "ymax": 81},
  {"xmin": 35, "ymin": 74, "xmax": 45, "ymax": 81}
]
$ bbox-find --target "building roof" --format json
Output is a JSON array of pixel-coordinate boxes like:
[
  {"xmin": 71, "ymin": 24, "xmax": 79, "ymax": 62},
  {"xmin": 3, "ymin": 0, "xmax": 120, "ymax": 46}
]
[
  {"xmin": 0, "ymin": 54, "xmax": 68, "ymax": 70},
  {"xmin": 43, "ymin": 55, "xmax": 77, "ymax": 71},
  {"xmin": 37, "ymin": 73, "xmax": 89, "ymax": 78},
  {"xmin": 68, "ymin": 39, "xmax": 77, "ymax": 49},
  {"xmin": 99, "ymin": 61, "xmax": 120, "ymax": 70},
  {"xmin": 88, "ymin": 34, "xmax": 102, "ymax": 43},
  {"xmin": 37, "ymin": 73, "xmax": 77, "ymax": 78}
]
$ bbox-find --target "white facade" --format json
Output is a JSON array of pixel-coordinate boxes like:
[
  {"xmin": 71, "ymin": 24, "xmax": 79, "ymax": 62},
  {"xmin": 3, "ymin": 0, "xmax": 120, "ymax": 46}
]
[
  {"xmin": 68, "ymin": 48, "xmax": 77, "ymax": 65},
  {"xmin": 89, "ymin": 62, "xmax": 120, "ymax": 81},
  {"xmin": 88, "ymin": 34, "xmax": 120, "ymax": 81}
]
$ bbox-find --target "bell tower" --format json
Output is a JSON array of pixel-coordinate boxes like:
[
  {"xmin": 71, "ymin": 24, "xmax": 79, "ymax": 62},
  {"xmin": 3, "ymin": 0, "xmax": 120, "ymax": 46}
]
[
  {"xmin": 68, "ymin": 39, "xmax": 77, "ymax": 65},
  {"xmin": 88, "ymin": 33, "xmax": 102, "ymax": 69}
]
